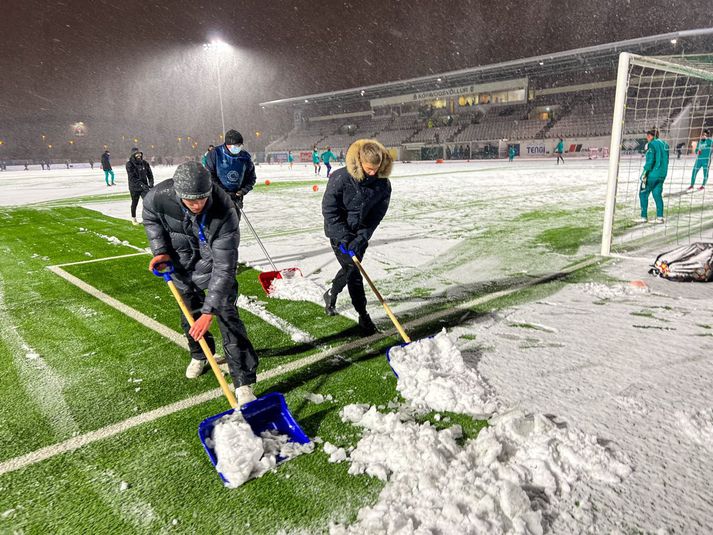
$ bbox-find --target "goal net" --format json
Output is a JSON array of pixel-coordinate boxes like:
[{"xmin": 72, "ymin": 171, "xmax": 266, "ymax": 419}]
[{"xmin": 601, "ymin": 52, "xmax": 713, "ymax": 256}]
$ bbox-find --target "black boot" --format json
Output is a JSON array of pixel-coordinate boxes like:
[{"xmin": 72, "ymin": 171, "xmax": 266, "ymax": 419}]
[
  {"xmin": 323, "ymin": 290, "xmax": 337, "ymax": 316},
  {"xmin": 358, "ymin": 313, "xmax": 378, "ymax": 335}
]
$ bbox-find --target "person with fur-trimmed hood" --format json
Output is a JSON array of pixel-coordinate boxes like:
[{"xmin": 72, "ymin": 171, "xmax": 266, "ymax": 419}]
[
  {"xmin": 126, "ymin": 148, "xmax": 154, "ymax": 225},
  {"xmin": 321, "ymin": 139, "xmax": 393, "ymax": 334},
  {"xmin": 142, "ymin": 161, "xmax": 259, "ymax": 406},
  {"xmin": 204, "ymin": 129, "xmax": 256, "ymax": 220}
]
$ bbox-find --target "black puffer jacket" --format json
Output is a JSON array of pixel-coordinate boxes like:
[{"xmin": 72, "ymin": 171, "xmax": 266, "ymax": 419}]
[
  {"xmin": 142, "ymin": 181, "xmax": 240, "ymax": 314},
  {"xmin": 322, "ymin": 139, "xmax": 392, "ymax": 248},
  {"xmin": 126, "ymin": 153, "xmax": 154, "ymax": 193}
]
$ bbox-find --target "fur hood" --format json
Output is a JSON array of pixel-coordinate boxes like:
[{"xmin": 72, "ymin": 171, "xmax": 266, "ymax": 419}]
[{"xmin": 346, "ymin": 139, "xmax": 393, "ymax": 181}]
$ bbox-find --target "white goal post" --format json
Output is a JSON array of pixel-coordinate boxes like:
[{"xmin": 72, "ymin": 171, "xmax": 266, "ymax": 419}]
[{"xmin": 601, "ymin": 52, "xmax": 713, "ymax": 256}]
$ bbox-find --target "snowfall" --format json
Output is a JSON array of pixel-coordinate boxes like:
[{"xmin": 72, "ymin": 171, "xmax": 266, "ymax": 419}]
[{"xmin": 2, "ymin": 158, "xmax": 713, "ymax": 533}]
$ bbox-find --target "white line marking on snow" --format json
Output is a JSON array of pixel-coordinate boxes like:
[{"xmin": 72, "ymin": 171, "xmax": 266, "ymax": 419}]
[
  {"xmin": 46, "ymin": 265, "xmax": 189, "ymax": 350},
  {"xmin": 53, "ymin": 251, "xmax": 149, "ymax": 268},
  {"xmin": 0, "ymin": 258, "xmax": 599, "ymax": 477}
]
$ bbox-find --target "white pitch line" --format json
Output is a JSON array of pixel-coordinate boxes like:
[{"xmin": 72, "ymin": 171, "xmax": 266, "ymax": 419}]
[
  {"xmin": 47, "ymin": 265, "xmax": 188, "ymax": 350},
  {"xmin": 0, "ymin": 259, "xmax": 599, "ymax": 478},
  {"xmin": 53, "ymin": 251, "xmax": 149, "ymax": 268}
]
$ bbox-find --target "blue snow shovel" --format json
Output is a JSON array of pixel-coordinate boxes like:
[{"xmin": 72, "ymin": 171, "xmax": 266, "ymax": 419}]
[
  {"xmin": 152, "ymin": 261, "xmax": 310, "ymax": 484},
  {"xmin": 339, "ymin": 244, "xmax": 411, "ymax": 378}
]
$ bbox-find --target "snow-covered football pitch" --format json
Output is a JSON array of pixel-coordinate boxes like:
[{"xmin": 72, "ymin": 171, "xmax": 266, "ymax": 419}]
[{"xmin": 1, "ymin": 159, "xmax": 712, "ymax": 533}]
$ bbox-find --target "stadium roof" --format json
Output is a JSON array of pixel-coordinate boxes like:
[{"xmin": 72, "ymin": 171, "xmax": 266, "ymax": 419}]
[{"xmin": 259, "ymin": 28, "xmax": 713, "ymax": 109}]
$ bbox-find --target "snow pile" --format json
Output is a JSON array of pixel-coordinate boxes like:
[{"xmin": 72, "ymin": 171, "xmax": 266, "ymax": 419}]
[
  {"xmin": 330, "ymin": 406, "xmax": 630, "ymax": 534},
  {"xmin": 304, "ymin": 392, "xmax": 333, "ymax": 404},
  {"xmin": 581, "ymin": 282, "xmax": 648, "ymax": 300},
  {"xmin": 387, "ymin": 329, "xmax": 498, "ymax": 417},
  {"xmin": 237, "ymin": 294, "xmax": 314, "ymax": 343},
  {"xmin": 677, "ymin": 408, "xmax": 713, "ymax": 448},
  {"xmin": 323, "ymin": 442, "xmax": 348, "ymax": 463},
  {"xmin": 267, "ymin": 273, "xmax": 327, "ymax": 304},
  {"xmin": 209, "ymin": 411, "xmax": 314, "ymax": 489}
]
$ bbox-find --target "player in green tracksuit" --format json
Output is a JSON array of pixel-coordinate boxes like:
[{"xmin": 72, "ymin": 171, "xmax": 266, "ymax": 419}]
[
  {"xmin": 287, "ymin": 151, "xmax": 294, "ymax": 170},
  {"xmin": 689, "ymin": 129, "xmax": 711, "ymax": 191},
  {"xmin": 312, "ymin": 147, "xmax": 321, "ymax": 175},
  {"xmin": 508, "ymin": 145, "xmax": 516, "ymax": 162},
  {"xmin": 639, "ymin": 128, "xmax": 669, "ymax": 223},
  {"xmin": 321, "ymin": 147, "xmax": 336, "ymax": 177},
  {"xmin": 555, "ymin": 139, "xmax": 564, "ymax": 164}
]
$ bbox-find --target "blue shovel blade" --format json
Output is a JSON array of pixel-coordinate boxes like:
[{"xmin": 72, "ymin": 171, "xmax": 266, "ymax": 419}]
[{"xmin": 198, "ymin": 392, "xmax": 310, "ymax": 485}]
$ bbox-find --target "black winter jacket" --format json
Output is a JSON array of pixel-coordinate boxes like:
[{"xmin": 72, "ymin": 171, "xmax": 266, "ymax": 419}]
[
  {"xmin": 126, "ymin": 154, "xmax": 154, "ymax": 192},
  {"xmin": 101, "ymin": 152, "xmax": 112, "ymax": 171},
  {"xmin": 142, "ymin": 181, "xmax": 240, "ymax": 314},
  {"xmin": 321, "ymin": 167, "xmax": 391, "ymax": 248}
]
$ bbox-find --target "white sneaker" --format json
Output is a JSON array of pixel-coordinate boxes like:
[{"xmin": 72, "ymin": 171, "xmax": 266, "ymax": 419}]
[
  {"xmin": 131, "ymin": 218, "xmax": 140, "ymax": 226},
  {"xmin": 185, "ymin": 358, "xmax": 207, "ymax": 379},
  {"xmin": 236, "ymin": 385, "xmax": 257, "ymax": 407},
  {"xmin": 654, "ymin": 217, "xmax": 665, "ymax": 224},
  {"xmin": 634, "ymin": 217, "xmax": 647, "ymax": 224}
]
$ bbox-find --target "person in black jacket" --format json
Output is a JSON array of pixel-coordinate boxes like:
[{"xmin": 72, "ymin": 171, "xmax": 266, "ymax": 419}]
[
  {"xmin": 321, "ymin": 139, "xmax": 392, "ymax": 334},
  {"xmin": 143, "ymin": 161, "xmax": 259, "ymax": 406},
  {"xmin": 126, "ymin": 149, "xmax": 154, "ymax": 225},
  {"xmin": 101, "ymin": 150, "xmax": 114, "ymax": 186},
  {"xmin": 204, "ymin": 129, "xmax": 257, "ymax": 220}
]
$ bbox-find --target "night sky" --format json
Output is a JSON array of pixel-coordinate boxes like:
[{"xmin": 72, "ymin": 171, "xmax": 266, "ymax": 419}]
[{"xmin": 1, "ymin": 0, "xmax": 711, "ymax": 150}]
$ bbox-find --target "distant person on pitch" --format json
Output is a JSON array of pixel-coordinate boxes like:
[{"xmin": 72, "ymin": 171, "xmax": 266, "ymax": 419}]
[
  {"xmin": 204, "ymin": 129, "xmax": 257, "ymax": 221},
  {"xmin": 322, "ymin": 139, "xmax": 392, "ymax": 335},
  {"xmin": 555, "ymin": 138, "xmax": 565, "ymax": 164},
  {"xmin": 508, "ymin": 145, "xmax": 516, "ymax": 162},
  {"xmin": 101, "ymin": 149, "xmax": 115, "ymax": 186},
  {"xmin": 287, "ymin": 151, "xmax": 294, "ymax": 170},
  {"xmin": 688, "ymin": 129, "xmax": 711, "ymax": 192},
  {"xmin": 142, "ymin": 161, "xmax": 259, "ymax": 406},
  {"xmin": 638, "ymin": 127, "xmax": 669, "ymax": 224},
  {"xmin": 126, "ymin": 148, "xmax": 154, "ymax": 225},
  {"xmin": 321, "ymin": 146, "xmax": 336, "ymax": 178},
  {"xmin": 201, "ymin": 145, "xmax": 215, "ymax": 168},
  {"xmin": 312, "ymin": 146, "xmax": 321, "ymax": 175}
]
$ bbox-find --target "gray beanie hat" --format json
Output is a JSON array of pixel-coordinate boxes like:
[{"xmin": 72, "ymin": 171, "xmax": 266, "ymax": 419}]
[{"xmin": 173, "ymin": 161, "xmax": 212, "ymax": 199}]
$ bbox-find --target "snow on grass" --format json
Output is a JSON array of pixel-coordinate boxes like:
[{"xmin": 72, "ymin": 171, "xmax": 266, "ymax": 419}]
[
  {"xmin": 237, "ymin": 294, "xmax": 314, "ymax": 343},
  {"xmin": 331, "ymin": 404, "xmax": 629, "ymax": 534},
  {"xmin": 581, "ymin": 281, "xmax": 649, "ymax": 300},
  {"xmin": 677, "ymin": 408, "xmax": 713, "ymax": 448},
  {"xmin": 387, "ymin": 329, "xmax": 498, "ymax": 418},
  {"xmin": 267, "ymin": 273, "xmax": 327, "ymax": 305},
  {"xmin": 331, "ymin": 329, "xmax": 631, "ymax": 533},
  {"xmin": 209, "ymin": 411, "xmax": 314, "ymax": 489}
]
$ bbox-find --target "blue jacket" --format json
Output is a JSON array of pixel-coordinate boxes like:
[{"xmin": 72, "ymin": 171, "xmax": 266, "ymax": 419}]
[{"xmin": 205, "ymin": 144, "xmax": 257, "ymax": 196}]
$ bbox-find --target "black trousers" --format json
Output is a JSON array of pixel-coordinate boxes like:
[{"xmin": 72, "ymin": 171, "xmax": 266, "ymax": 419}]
[
  {"xmin": 177, "ymin": 279, "xmax": 258, "ymax": 387},
  {"xmin": 130, "ymin": 189, "xmax": 148, "ymax": 218},
  {"xmin": 329, "ymin": 240, "xmax": 368, "ymax": 316}
]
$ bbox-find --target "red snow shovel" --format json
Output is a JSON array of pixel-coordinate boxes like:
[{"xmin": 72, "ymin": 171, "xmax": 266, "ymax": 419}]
[
  {"xmin": 339, "ymin": 244, "xmax": 412, "ymax": 377},
  {"xmin": 239, "ymin": 207, "xmax": 302, "ymax": 296},
  {"xmin": 152, "ymin": 262, "xmax": 309, "ymax": 485}
]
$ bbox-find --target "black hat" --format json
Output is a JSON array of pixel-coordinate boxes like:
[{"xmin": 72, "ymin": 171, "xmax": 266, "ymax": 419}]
[
  {"xmin": 173, "ymin": 161, "xmax": 212, "ymax": 199},
  {"xmin": 704, "ymin": 129, "xmax": 711, "ymax": 136},
  {"xmin": 225, "ymin": 130, "xmax": 243, "ymax": 145},
  {"xmin": 646, "ymin": 127, "xmax": 659, "ymax": 137}
]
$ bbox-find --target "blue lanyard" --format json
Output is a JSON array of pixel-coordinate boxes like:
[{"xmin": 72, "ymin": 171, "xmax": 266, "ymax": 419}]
[{"xmin": 198, "ymin": 212, "xmax": 207, "ymax": 243}]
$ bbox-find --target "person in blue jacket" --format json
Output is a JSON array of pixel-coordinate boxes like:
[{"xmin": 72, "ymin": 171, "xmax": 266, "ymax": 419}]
[
  {"xmin": 639, "ymin": 128, "xmax": 669, "ymax": 224},
  {"xmin": 204, "ymin": 130, "xmax": 257, "ymax": 220},
  {"xmin": 554, "ymin": 139, "xmax": 565, "ymax": 165},
  {"xmin": 312, "ymin": 146, "xmax": 321, "ymax": 175},
  {"xmin": 321, "ymin": 146, "xmax": 337, "ymax": 178},
  {"xmin": 688, "ymin": 129, "xmax": 711, "ymax": 192}
]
